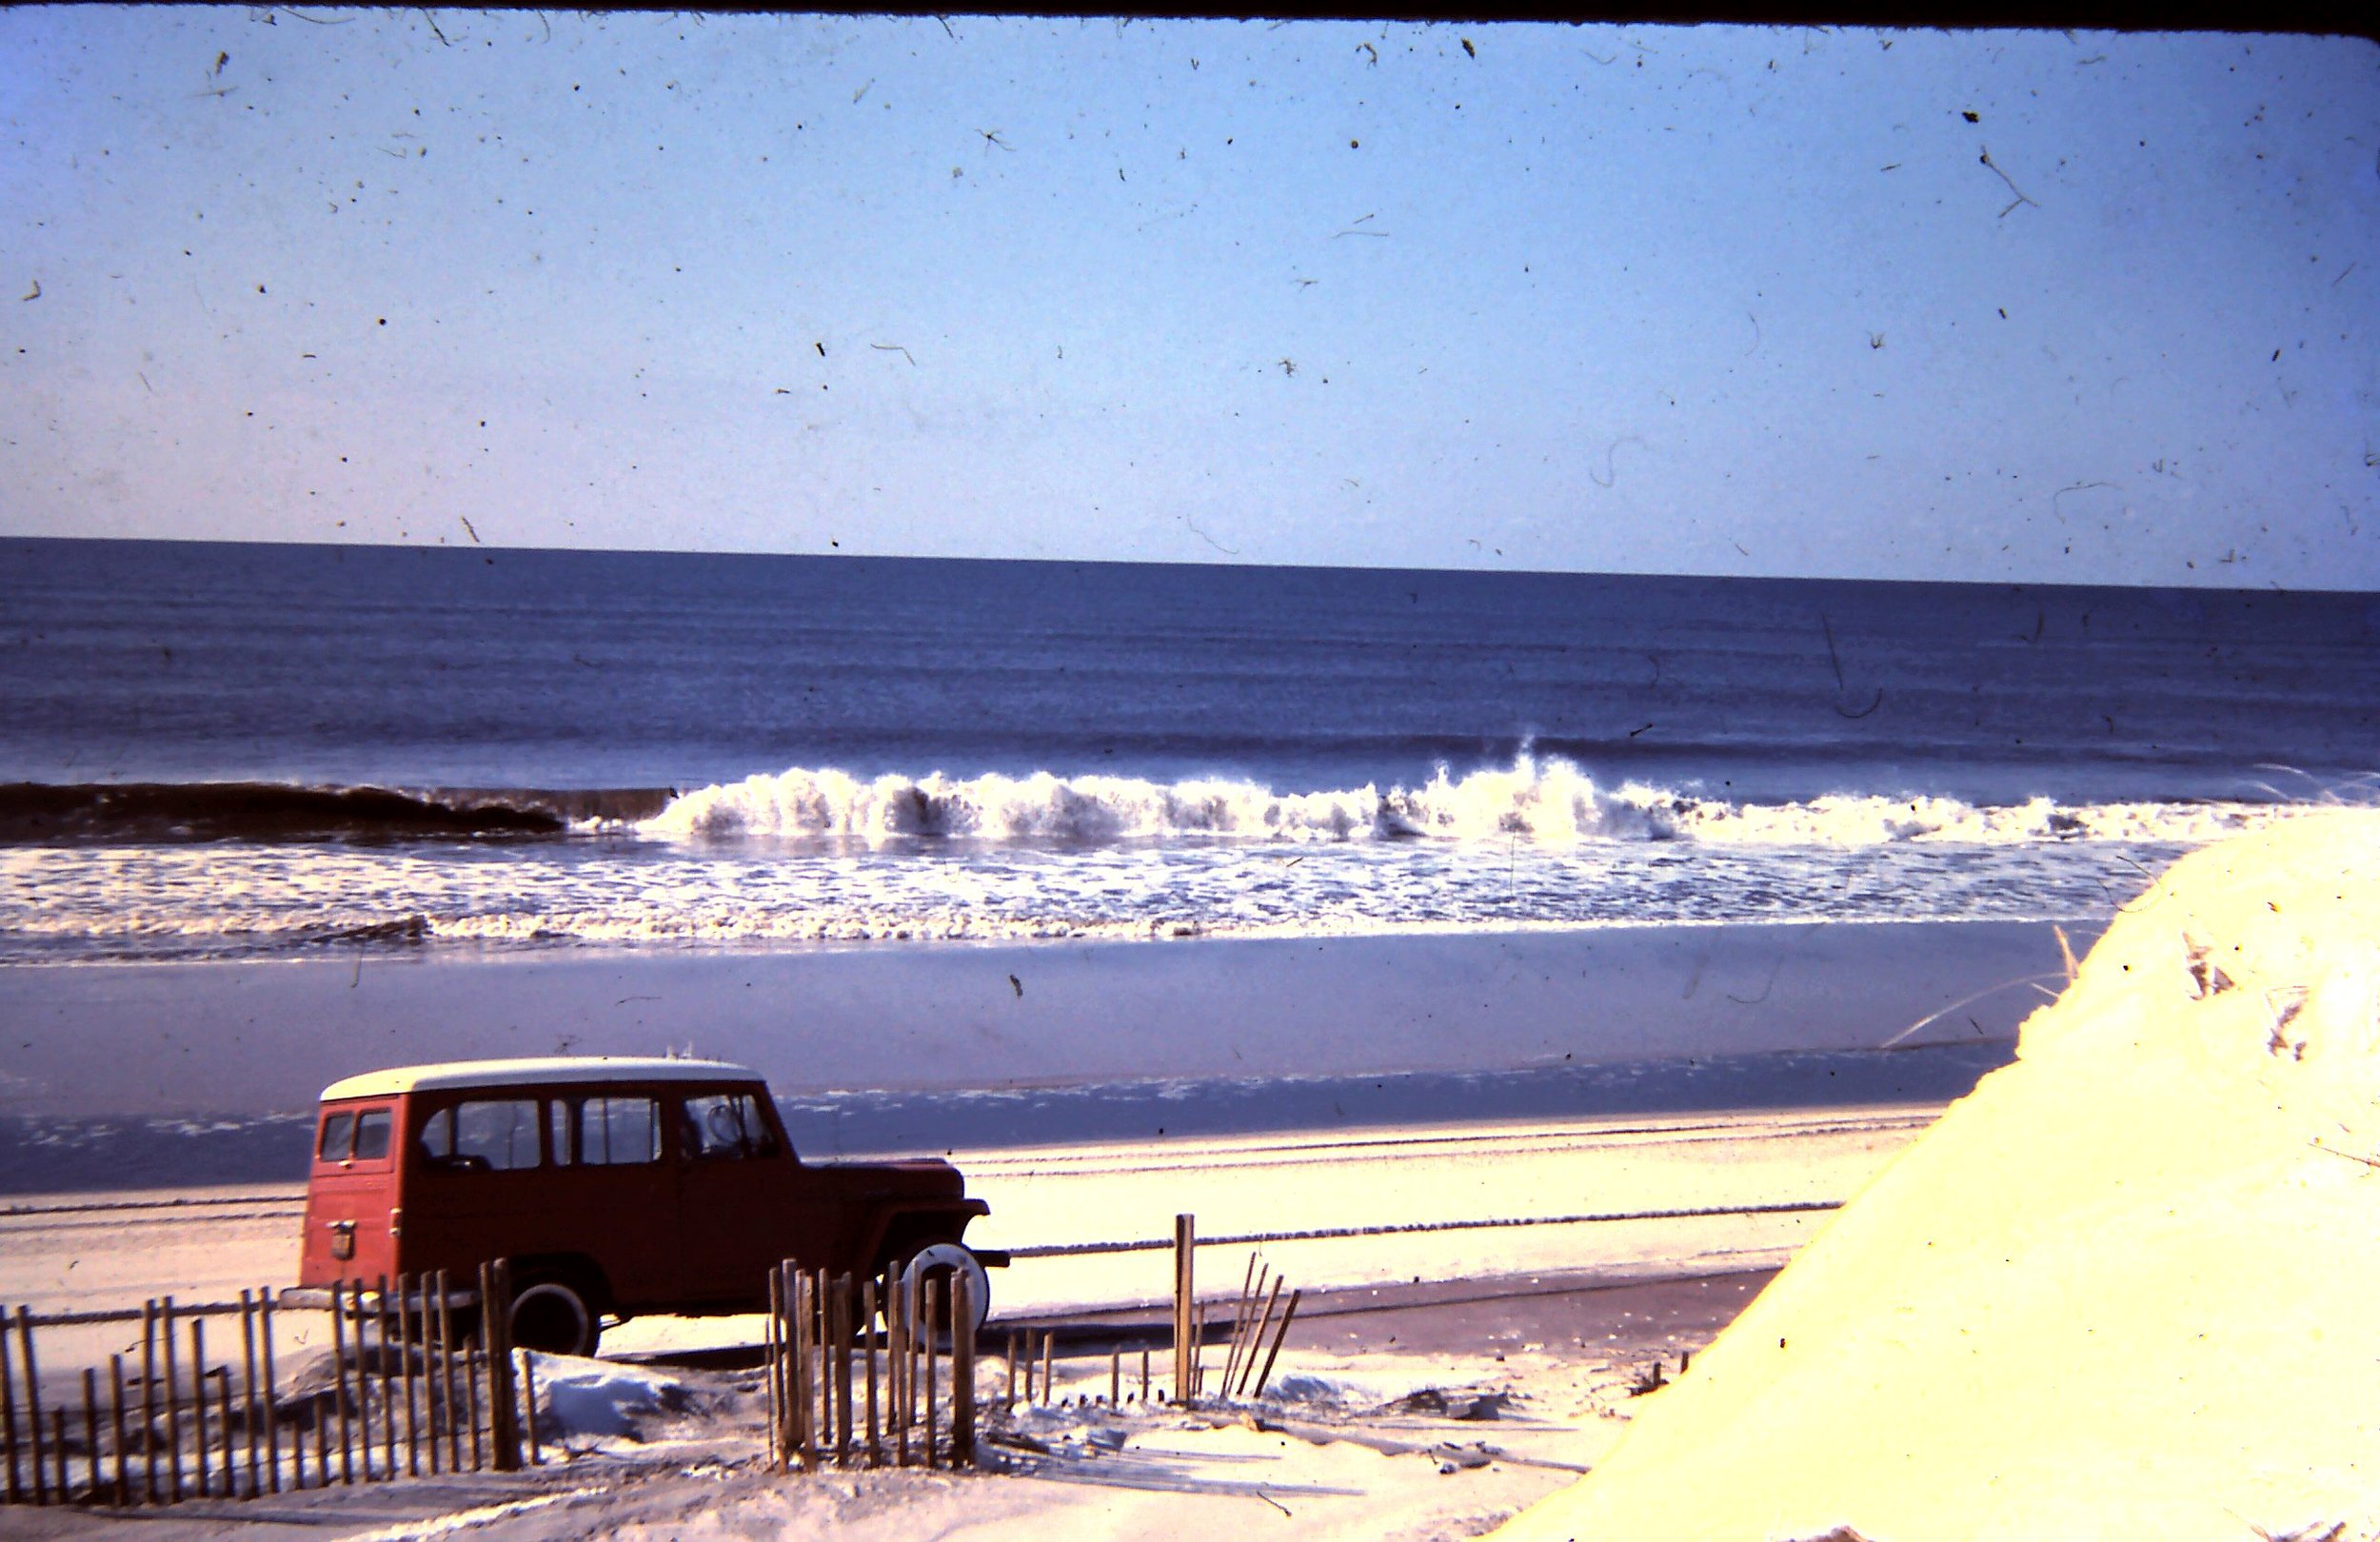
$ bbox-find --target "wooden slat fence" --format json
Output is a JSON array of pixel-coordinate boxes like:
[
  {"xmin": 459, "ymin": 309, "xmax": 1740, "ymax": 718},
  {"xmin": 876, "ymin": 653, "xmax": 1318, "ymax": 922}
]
[{"xmin": 0, "ymin": 1263, "xmax": 534, "ymax": 1507}]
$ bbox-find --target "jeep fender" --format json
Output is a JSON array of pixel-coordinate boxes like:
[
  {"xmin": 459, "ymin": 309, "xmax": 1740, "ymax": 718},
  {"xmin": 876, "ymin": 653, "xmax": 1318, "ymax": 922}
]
[{"xmin": 861, "ymin": 1198, "xmax": 990, "ymax": 1274}]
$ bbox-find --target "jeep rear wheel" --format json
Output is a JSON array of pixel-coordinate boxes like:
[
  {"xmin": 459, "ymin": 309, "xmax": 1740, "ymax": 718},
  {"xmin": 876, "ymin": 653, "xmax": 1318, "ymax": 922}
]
[{"xmin": 508, "ymin": 1278, "xmax": 599, "ymax": 1357}]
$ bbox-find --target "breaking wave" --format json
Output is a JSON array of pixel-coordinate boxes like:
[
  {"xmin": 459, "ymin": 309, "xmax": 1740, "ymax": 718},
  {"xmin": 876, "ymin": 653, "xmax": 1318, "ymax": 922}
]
[
  {"xmin": 642, "ymin": 757, "xmax": 2295, "ymax": 851},
  {"xmin": 0, "ymin": 781, "xmax": 674, "ymax": 844}
]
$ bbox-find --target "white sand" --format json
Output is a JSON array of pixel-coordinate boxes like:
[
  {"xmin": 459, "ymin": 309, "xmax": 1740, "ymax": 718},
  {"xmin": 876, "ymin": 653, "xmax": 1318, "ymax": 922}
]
[{"xmin": 1498, "ymin": 810, "xmax": 2380, "ymax": 1542}]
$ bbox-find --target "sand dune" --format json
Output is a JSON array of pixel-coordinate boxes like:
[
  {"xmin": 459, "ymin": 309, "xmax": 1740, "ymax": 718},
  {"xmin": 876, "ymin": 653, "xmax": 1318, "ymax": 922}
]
[{"xmin": 1500, "ymin": 811, "xmax": 2380, "ymax": 1542}]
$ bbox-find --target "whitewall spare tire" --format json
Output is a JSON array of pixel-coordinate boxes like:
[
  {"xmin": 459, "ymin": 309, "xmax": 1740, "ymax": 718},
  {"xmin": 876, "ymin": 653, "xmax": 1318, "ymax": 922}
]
[{"xmin": 901, "ymin": 1242, "xmax": 992, "ymax": 1338}]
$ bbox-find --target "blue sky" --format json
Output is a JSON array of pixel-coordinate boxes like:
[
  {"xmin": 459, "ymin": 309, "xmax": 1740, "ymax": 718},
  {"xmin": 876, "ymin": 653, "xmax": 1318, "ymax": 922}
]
[{"xmin": 2, "ymin": 9, "xmax": 2375, "ymax": 586}]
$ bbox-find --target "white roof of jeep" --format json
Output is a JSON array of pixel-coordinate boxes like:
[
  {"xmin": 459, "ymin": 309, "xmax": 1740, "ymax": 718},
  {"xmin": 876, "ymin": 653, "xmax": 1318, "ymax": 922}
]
[{"xmin": 321, "ymin": 1057, "xmax": 763, "ymax": 1101}]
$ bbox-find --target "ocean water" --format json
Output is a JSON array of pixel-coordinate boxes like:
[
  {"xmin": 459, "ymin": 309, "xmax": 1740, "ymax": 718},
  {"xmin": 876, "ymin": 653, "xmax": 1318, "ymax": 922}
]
[{"xmin": 4, "ymin": 537, "xmax": 2376, "ymax": 964}]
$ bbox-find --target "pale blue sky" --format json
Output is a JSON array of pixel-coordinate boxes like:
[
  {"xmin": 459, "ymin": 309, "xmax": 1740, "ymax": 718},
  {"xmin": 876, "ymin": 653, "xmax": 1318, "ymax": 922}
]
[{"xmin": 3, "ymin": 9, "xmax": 2375, "ymax": 585}]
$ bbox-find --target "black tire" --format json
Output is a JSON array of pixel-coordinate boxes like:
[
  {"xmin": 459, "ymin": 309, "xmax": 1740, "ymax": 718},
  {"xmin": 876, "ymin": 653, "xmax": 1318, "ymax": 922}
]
[{"xmin": 508, "ymin": 1278, "xmax": 600, "ymax": 1357}]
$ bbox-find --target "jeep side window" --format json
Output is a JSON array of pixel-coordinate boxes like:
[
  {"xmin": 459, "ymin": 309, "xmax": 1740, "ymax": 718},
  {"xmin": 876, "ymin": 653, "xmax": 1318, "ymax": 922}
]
[
  {"xmin": 417, "ymin": 1099, "xmax": 543, "ymax": 1171},
  {"xmin": 681, "ymin": 1092, "xmax": 781, "ymax": 1161},
  {"xmin": 574, "ymin": 1096, "xmax": 661, "ymax": 1166},
  {"xmin": 318, "ymin": 1111, "xmax": 355, "ymax": 1162}
]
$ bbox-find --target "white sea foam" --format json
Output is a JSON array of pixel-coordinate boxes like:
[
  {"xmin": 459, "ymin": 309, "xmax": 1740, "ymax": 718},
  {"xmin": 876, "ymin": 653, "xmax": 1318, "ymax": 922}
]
[
  {"xmin": 640, "ymin": 757, "xmax": 2293, "ymax": 850},
  {"xmin": 0, "ymin": 762, "xmax": 2325, "ymax": 962}
]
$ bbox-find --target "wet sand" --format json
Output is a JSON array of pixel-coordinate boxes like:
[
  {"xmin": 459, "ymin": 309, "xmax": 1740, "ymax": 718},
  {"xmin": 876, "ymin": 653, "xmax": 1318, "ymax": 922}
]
[{"xmin": 0, "ymin": 919, "xmax": 2079, "ymax": 1122}]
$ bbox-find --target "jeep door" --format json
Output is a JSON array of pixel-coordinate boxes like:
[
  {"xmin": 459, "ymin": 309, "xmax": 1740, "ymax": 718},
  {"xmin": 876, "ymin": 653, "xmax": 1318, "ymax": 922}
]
[
  {"xmin": 672, "ymin": 1088, "xmax": 841, "ymax": 1309},
  {"xmin": 539, "ymin": 1089, "xmax": 681, "ymax": 1310}
]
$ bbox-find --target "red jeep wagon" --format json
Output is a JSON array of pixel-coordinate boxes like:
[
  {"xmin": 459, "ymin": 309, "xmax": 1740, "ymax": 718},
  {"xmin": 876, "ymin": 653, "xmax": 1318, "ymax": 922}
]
[{"xmin": 298, "ymin": 1057, "xmax": 1001, "ymax": 1354}]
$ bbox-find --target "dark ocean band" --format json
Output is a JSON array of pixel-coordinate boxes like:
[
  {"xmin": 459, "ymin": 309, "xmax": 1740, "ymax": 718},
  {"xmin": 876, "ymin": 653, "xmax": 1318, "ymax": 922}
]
[{"xmin": 0, "ymin": 781, "xmax": 676, "ymax": 843}]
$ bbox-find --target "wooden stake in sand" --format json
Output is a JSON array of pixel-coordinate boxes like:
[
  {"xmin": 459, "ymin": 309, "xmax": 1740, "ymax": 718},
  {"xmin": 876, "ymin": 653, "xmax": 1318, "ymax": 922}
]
[
  {"xmin": 214, "ymin": 1367, "xmax": 236, "ymax": 1497},
  {"xmin": 108, "ymin": 1355, "xmax": 129, "ymax": 1508},
  {"xmin": 922, "ymin": 1278, "xmax": 941, "ymax": 1471},
  {"xmin": 0, "ymin": 1301, "xmax": 19, "ymax": 1506},
  {"xmin": 399, "ymin": 1274, "xmax": 421, "ymax": 1477},
  {"xmin": 140, "ymin": 1300, "xmax": 159, "ymax": 1503},
  {"xmin": 483, "ymin": 1260, "xmax": 519, "ymax": 1473},
  {"xmin": 790, "ymin": 1268, "xmax": 815, "ymax": 1471},
  {"xmin": 764, "ymin": 1265, "xmax": 783, "ymax": 1470},
  {"xmin": 1251, "ymin": 1289, "xmax": 1301, "ymax": 1399},
  {"xmin": 1238, "ymin": 1275, "xmax": 1285, "ymax": 1397},
  {"xmin": 376, "ymin": 1273, "xmax": 397, "ymax": 1479},
  {"xmin": 82, "ymin": 1367, "xmax": 102, "ymax": 1505},
  {"xmin": 889, "ymin": 1268, "xmax": 909, "ymax": 1469},
  {"xmin": 190, "ymin": 1316, "xmax": 211, "ymax": 1497},
  {"xmin": 464, "ymin": 1345, "xmax": 482, "ymax": 1473},
  {"xmin": 240, "ymin": 1290, "xmax": 262, "ymax": 1496},
  {"xmin": 21, "ymin": 1304, "xmax": 49, "ymax": 1505},
  {"xmin": 834, "ymin": 1275, "xmax": 855, "ymax": 1468},
  {"xmin": 520, "ymin": 1352, "xmax": 540, "ymax": 1466},
  {"xmin": 950, "ymin": 1274, "xmax": 975, "ymax": 1470},
  {"xmin": 327, "ymin": 1283, "xmax": 355, "ymax": 1486},
  {"xmin": 261, "ymin": 1287, "xmax": 282, "ymax": 1493},
  {"xmin": 1221, "ymin": 1254, "xmax": 1259, "ymax": 1394},
  {"xmin": 435, "ymin": 1273, "xmax": 459, "ymax": 1475},
  {"xmin": 1172, "ymin": 1215, "xmax": 1195, "ymax": 1404},
  {"xmin": 863, "ymin": 1277, "xmax": 882, "ymax": 1469}
]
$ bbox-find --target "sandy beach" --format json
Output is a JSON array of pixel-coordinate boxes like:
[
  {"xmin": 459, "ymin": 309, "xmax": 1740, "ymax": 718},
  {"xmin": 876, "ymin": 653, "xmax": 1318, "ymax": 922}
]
[{"xmin": 0, "ymin": 1100, "xmax": 1872, "ymax": 1542}]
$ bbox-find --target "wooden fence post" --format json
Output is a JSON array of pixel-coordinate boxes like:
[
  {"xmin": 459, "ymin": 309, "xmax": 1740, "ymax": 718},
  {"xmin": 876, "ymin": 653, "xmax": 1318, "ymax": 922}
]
[
  {"xmin": 863, "ymin": 1277, "xmax": 881, "ymax": 1469},
  {"xmin": 328, "ymin": 1283, "xmax": 355, "ymax": 1486},
  {"xmin": 376, "ymin": 1274, "xmax": 397, "ymax": 1479},
  {"xmin": 21, "ymin": 1304, "xmax": 48, "ymax": 1505},
  {"xmin": 163, "ymin": 1295, "xmax": 185, "ymax": 1499},
  {"xmin": 108, "ymin": 1355, "xmax": 129, "ymax": 1507},
  {"xmin": 190, "ymin": 1315, "xmax": 211, "ymax": 1497},
  {"xmin": 951, "ymin": 1273, "xmax": 975, "ymax": 1469},
  {"xmin": 485, "ymin": 1260, "xmax": 519, "ymax": 1473},
  {"xmin": 1171, "ymin": 1215, "xmax": 1194, "ymax": 1404},
  {"xmin": 1251, "ymin": 1290, "xmax": 1301, "ymax": 1399},
  {"xmin": 140, "ymin": 1300, "xmax": 159, "ymax": 1502},
  {"xmin": 400, "ymin": 1274, "xmax": 421, "ymax": 1477},
  {"xmin": 213, "ymin": 1367, "xmax": 235, "ymax": 1497},
  {"xmin": 889, "ymin": 1266, "xmax": 908, "ymax": 1469},
  {"xmin": 435, "ymin": 1273, "xmax": 460, "ymax": 1475},
  {"xmin": 799, "ymin": 1268, "xmax": 821, "ymax": 1471},
  {"xmin": 520, "ymin": 1352, "xmax": 540, "ymax": 1466},
  {"xmin": 833, "ymin": 1275, "xmax": 854, "ymax": 1469},
  {"xmin": 82, "ymin": 1367, "xmax": 101, "ymax": 1504},
  {"xmin": 239, "ymin": 1290, "xmax": 261, "ymax": 1496},
  {"xmin": 261, "ymin": 1287, "xmax": 282, "ymax": 1494},
  {"xmin": 768, "ymin": 1263, "xmax": 785, "ymax": 1469},
  {"xmin": 922, "ymin": 1278, "xmax": 940, "ymax": 1471},
  {"xmin": 0, "ymin": 1302, "xmax": 18, "ymax": 1506},
  {"xmin": 1238, "ymin": 1275, "xmax": 1285, "ymax": 1397},
  {"xmin": 1221, "ymin": 1255, "xmax": 1257, "ymax": 1394},
  {"xmin": 463, "ymin": 1346, "xmax": 482, "ymax": 1473}
]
